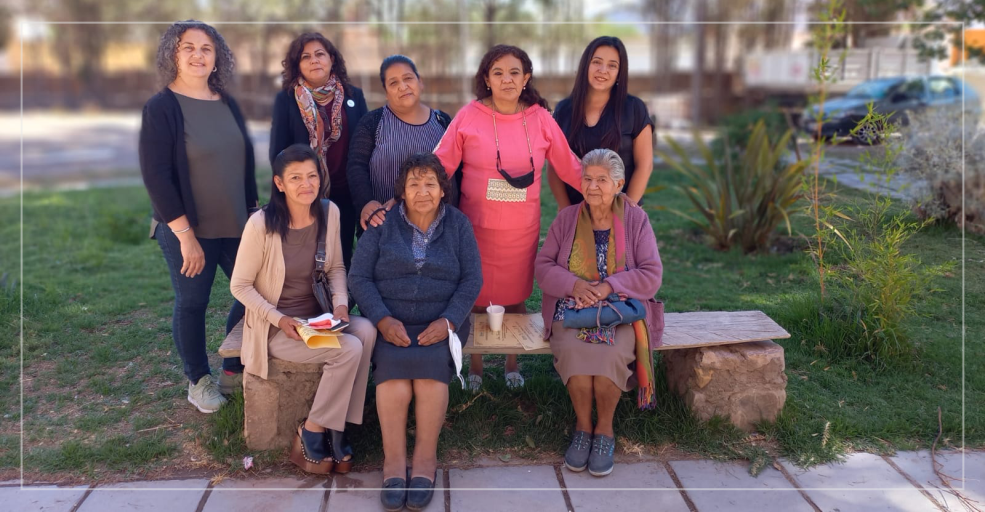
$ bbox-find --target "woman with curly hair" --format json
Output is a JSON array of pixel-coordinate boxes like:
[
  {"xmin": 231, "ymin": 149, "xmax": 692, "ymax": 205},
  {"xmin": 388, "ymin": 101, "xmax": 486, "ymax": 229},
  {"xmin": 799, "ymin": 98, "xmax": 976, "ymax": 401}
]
[
  {"xmin": 433, "ymin": 45, "xmax": 583, "ymax": 391},
  {"xmin": 138, "ymin": 20, "xmax": 258, "ymax": 413},
  {"xmin": 270, "ymin": 32, "xmax": 368, "ymax": 271}
]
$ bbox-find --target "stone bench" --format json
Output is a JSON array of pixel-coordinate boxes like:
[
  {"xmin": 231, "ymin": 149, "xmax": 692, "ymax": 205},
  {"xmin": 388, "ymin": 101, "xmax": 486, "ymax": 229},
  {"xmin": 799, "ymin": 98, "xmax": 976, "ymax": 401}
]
[
  {"xmin": 219, "ymin": 322, "xmax": 324, "ymax": 451},
  {"xmin": 462, "ymin": 310, "xmax": 791, "ymax": 431}
]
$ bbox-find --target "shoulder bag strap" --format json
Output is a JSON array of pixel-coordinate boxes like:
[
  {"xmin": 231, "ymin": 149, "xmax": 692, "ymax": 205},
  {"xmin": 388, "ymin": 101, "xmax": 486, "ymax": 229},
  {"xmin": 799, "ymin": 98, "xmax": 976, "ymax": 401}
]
[{"xmin": 314, "ymin": 199, "xmax": 330, "ymax": 275}]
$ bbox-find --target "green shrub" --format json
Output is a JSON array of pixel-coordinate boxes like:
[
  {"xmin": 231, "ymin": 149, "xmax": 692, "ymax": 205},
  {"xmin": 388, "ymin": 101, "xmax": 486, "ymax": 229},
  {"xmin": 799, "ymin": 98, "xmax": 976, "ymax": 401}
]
[
  {"xmin": 826, "ymin": 199, "xmax": 949, "ymax": 361},
  {"xmin": 658, "ymin": 120, "xmax": 807, "ymax": 253},
  {"xmin": 787, "ymin": 198, "xmax": 951, "ymax": 364},
  {"xmin": 712, "ymin": 103, "xmax": 790, "ymax": 163},
  {"xmin": 897, "ymin": 107, "xmax": 985, "ymax": 234}
]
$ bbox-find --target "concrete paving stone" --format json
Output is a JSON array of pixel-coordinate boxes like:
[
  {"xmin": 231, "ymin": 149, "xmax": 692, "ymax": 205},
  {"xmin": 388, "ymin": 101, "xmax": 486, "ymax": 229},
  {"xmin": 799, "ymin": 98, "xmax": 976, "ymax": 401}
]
[
  {"xmin": 203, "ymin": 477, "xmax": 327, "ymax": 512},
  {"xmin": 784, "ymin": 452, "xmax": 938, "ymax": 512},
  {"xmin": 669, "ymin": 460, "xmax": 813, "ymax": 512},
  {"xmin": 562, "ymin": 462, "xmax": 689, "ymax": 512},
  {"xmin": 78, "ymin": 479, "xmax": 207, "ymax": 512},
  {"xmin": 0, "ymin": 485, "xmax": 88, "ymax": 512},
  {"xmin": 449, "ymin": 465, "xmax": 567, "ymax": 512},
  {"xmin": 328, "ymin": 471, "xmax": 441, "ymax": 512},
  {"xmin": 890, "ymin": 450, "xmax": 985, "ymax": 510}
]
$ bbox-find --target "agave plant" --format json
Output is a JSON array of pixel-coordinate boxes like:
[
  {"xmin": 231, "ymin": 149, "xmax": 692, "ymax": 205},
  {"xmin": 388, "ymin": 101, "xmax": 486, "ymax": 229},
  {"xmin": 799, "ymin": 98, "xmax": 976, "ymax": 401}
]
[{"xmin": 657, "ymin": 120, "xmax": 807, "ymax": 253}]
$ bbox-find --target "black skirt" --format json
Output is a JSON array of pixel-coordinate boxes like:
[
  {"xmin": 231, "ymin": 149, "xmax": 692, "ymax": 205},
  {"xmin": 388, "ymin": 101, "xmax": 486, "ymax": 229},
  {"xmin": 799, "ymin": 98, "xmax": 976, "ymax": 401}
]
[{"xmin": 371, "ymin": 316, "xmax": 471, "ymax": 384}]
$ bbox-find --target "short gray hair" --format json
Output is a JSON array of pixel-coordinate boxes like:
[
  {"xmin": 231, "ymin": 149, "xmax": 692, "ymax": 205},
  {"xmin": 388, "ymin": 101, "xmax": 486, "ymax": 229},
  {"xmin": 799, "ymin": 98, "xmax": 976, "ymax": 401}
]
[
  {"xmin": 581, "ymin": 148, "xmax": 626, "ymax": 189},
  {"xmin": 155, "ymin": 20, "xmax": 235, "ymax": 94}
]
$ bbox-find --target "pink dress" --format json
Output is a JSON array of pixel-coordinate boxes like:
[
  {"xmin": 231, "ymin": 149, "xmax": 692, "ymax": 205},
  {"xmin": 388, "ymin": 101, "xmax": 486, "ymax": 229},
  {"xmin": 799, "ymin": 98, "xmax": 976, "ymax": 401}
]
[{"xmin": 434, "ymin": 100, "xmax": 582, "ymax": 306}]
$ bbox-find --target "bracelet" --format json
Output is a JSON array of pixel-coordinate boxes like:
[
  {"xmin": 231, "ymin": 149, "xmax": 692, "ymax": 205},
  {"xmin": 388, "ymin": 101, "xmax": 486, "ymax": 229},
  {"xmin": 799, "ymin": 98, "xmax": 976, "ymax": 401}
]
[{"xmin": 173, "ymin": 226, "xmax": 192, "ymax": 234}]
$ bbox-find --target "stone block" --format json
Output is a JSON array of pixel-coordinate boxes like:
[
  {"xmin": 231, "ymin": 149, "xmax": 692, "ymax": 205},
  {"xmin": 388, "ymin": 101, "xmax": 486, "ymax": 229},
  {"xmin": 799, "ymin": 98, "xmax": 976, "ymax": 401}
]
[
  {"xmin": 889, "ymin": 450, "xmax": 985, "ymax": 508},
  {"xmin": 563, "ymin": 462, "xmax": 689, "ymax": 512},
  {"xmin": 203, "ymin": 477, "xmax": 327, "ymax": 511},
  {"xmin": 663, "ymin": 340, "xmax": 787, "ymax": 431},
  {"xmin": 670, "ymin": 460, "xmax": 814, "ymax": 512},
  {"xmin": 79, "ymin": 479, "xmax": 207, "ymax": 512},
  {"xmin": 784, "ymin": 452, "xmax": 938, "ymax": 511},
  {"xmin": 243, "ymin": 358, "xmax": 323, "ymax": 451},
  {"xmin": 0, "ymin": 485, "xmax": 88, "ymax": 512},
  {"xmin": 449, "ymin": 466, "xmax": 567, "ymax": 512}
]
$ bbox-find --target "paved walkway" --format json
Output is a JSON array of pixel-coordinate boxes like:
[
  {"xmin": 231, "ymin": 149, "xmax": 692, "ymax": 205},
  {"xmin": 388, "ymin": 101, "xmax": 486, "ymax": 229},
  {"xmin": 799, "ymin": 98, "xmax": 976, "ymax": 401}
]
[{"xmin": 3, "ymin": 450, "xmax": 981, "ymax": 511}]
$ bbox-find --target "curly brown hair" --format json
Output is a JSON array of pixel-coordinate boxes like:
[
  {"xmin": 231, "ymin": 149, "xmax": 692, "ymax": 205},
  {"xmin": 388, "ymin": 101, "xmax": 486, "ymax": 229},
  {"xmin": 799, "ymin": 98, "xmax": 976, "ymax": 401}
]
[
  {"xmin": 281, "ymin": 32, "xmax": 350, "ymax": 90},
  {"xmin": 155, "ymin": 20, "xmax": 235, "ymax": 93},
  {"xmin": 474, "ymin": 45, "xmax": 548, "ymax": 109},
  {"xmin": 394, "ymin": 153, "xmax": 452, "ymax": 205}
]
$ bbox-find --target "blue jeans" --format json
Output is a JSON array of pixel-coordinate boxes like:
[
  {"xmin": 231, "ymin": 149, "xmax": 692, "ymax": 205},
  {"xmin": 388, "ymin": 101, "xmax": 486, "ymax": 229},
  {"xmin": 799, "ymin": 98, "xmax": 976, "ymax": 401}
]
[{"xmin": 155, "ymin": 223, "xmax": 245, "ymax": 383}]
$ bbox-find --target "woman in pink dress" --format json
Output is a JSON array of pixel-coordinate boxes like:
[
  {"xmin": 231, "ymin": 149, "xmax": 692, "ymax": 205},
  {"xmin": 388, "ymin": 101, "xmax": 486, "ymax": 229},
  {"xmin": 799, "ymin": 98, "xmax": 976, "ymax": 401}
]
[{"xmin": 434, "ymin": 44, "xmax": 582, "ymax": 391}]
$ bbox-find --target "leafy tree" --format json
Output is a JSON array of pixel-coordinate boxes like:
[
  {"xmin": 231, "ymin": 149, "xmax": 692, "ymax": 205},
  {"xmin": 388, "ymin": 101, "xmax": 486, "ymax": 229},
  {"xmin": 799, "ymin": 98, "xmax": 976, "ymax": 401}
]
[{"xmin": 912, "ymin": 0, "xmax": 985, "ymax": 64}]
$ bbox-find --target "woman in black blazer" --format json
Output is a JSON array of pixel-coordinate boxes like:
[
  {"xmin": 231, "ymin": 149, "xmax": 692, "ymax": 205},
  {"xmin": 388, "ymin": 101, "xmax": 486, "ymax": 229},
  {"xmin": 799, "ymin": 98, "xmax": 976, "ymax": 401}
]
[
  {"xmin": 139, "ymin": 20, "xmax": 258, "ymax": 413},
  {"xmin": 270, "ymin": 32, "xmax": 368, "ymax": 270}
]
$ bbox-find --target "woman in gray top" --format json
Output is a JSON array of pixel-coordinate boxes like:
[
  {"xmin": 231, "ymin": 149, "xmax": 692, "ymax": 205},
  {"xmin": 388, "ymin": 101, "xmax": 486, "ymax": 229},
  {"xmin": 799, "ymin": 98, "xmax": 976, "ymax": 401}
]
[
  {"xmin": 138, "ymin": 20, "xmax": 258, "ymax": 414},
  {"xmin": 349, "ymin": 153, "xmax": 482, "ymax": 512}
]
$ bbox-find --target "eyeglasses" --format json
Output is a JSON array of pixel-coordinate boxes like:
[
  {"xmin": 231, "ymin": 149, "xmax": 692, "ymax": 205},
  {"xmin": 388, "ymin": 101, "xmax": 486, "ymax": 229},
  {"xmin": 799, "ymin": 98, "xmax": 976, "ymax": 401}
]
[{"xmin": 492, "ymin": 110, "xmax": 536, "ymax": 189}]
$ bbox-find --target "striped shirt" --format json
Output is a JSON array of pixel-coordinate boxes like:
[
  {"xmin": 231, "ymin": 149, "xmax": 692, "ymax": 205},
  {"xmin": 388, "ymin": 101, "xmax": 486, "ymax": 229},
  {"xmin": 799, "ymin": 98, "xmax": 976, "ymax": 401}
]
[{"xmin": 368, "ymin": 106, "xmax": 447, "ymax": 204}]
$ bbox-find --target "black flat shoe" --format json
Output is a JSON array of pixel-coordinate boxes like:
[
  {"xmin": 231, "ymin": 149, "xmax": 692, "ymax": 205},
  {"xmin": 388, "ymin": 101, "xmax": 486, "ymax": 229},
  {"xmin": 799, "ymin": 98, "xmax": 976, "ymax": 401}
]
[
  {"xmin": 380, "ymin": 477, "xmax": 407, "ymax": 512},
  {"xmin": 327, "ymin": 428, "xmax": 354, "ymax": 473},
  {"xmin": 406, "ymin": 471, "xmax": 437, "ymax": 511}
]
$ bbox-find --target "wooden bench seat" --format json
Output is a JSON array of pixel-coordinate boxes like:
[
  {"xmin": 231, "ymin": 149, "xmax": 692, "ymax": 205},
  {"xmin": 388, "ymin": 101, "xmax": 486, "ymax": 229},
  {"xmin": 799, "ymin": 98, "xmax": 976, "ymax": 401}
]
[
  {"xmin": 220, "ymin": 309, "xmax": 791, "ymax": 449},
  {"xmin": 463, "ymin": 310, "xmax": 791, "ymax": 431},
  {"xmin": 461, "ymin": 310, "xmax": 790, "ymax": 354}
]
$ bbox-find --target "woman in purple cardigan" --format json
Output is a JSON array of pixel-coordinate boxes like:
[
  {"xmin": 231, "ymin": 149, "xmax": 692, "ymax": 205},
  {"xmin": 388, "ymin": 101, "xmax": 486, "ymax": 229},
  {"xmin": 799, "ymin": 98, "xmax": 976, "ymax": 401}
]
[{"xmin": 534, "ymin": 148, "xmax": 663, "ymax": 478}]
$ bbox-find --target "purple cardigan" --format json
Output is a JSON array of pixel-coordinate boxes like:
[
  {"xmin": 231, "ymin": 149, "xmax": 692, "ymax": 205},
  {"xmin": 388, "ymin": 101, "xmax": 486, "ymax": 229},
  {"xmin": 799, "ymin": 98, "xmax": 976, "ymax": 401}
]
[{"xmin": 535, "ymin": 196, "xmax": 664, "ymax": 344}]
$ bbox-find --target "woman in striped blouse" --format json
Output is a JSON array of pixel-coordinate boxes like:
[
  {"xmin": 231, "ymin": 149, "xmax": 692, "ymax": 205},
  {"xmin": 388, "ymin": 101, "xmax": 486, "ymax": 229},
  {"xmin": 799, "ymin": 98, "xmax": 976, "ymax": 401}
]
[{"xmin": 347, "ymin": 55, "xmax": 453, "ymax": 230}]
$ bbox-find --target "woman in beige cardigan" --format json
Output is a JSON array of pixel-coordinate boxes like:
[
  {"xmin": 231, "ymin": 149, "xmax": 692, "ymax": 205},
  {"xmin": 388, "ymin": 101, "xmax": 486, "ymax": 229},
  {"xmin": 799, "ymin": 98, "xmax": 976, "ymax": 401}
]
[{"xmin": 230, "ymin": 144, "xmax": 376, "ymax": 474}]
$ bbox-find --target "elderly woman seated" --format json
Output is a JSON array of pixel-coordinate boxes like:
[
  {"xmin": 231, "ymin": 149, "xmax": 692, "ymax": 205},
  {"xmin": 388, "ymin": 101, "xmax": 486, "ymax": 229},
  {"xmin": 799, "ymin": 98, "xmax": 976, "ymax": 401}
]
[
  {"xmin": 349, "ymin": 152, "xmax": 482, "ymax": 511},
  {"xmin": 534, "ymin": 148, "xmax": 663, "ymax": 477}
]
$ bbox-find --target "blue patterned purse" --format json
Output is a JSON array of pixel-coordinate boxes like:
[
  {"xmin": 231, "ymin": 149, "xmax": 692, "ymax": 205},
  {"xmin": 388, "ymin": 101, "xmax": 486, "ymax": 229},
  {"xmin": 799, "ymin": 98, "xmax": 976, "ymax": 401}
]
[{"xmin": 562, "ymin": 293, "xmax": 647, "ymax": 329}]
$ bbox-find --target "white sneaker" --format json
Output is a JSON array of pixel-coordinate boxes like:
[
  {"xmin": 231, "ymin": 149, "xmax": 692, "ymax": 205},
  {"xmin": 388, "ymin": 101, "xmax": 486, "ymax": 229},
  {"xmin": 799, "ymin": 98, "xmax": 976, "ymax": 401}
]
[
  {"xmin": 188, "ymin": 375, "xmax": 227, "ymax": 413},
  {"xmin": 505, "ymin": 371, "xmax": 525, "ymax": 390}
]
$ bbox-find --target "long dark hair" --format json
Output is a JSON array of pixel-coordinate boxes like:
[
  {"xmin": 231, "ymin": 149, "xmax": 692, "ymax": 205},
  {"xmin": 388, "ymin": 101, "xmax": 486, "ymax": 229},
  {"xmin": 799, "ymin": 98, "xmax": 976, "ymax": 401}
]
[
  {"xmin": 281, "ymin": 32, "xmax": 350, "ymax": 90},
  {"xmin": 474, "ymin": 45, "xmax": 548, "ymax": 109},
  {"xmin": 265, "ymin": 144, "xmax": 325, "ymax": 241},
  {"xmin": 567, "ymin": 36, "xmax": 630, "ymax": 152}
]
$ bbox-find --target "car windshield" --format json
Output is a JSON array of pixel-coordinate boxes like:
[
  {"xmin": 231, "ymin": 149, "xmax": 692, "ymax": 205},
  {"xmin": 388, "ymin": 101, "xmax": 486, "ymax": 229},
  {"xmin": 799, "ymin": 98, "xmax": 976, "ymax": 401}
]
[{"xmin": 846, "ymin": 79, "xmax": 902, "ymax": 99}]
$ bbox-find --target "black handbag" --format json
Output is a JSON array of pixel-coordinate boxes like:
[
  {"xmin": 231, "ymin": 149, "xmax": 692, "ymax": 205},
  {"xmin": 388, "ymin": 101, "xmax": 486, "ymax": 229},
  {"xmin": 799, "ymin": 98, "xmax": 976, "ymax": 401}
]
[
  {"xmin": 562, "ymin": 293, "xmax": 647, "ymax": 329},
  {"xmin": 311, "ymin": 199, "xmax": 334, "ymax": 314}
]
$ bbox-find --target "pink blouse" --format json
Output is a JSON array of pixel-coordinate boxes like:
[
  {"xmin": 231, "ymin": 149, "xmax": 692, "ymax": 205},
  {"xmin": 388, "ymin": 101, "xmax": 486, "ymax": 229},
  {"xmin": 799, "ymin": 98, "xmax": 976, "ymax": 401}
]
[{"xmin": 434, "ymin": 101, "xmax": 582, "ymax": 230}]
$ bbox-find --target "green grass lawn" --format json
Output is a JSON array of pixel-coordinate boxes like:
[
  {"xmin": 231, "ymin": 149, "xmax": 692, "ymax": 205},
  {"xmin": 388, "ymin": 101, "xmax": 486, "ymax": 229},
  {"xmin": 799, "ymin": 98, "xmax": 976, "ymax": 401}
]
[{"xmin": 1, "ymin": 165, "xmax": 982, "ymax": 482}]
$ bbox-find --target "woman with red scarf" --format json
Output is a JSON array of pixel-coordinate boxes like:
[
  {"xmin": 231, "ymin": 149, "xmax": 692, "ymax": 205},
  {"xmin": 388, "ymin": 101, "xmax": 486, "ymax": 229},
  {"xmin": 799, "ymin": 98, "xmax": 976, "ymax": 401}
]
[{"xmin": 270, "ymin": 32, "xmax": 368, "ymax": 271}]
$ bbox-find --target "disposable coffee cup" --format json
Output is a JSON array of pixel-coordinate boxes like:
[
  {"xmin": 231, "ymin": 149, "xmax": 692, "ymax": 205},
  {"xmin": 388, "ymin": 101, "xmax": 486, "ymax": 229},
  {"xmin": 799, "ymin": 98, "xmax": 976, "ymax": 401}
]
[{"xmin": 486, "ymin": 305, "xmax": 505, "ymax": 332}]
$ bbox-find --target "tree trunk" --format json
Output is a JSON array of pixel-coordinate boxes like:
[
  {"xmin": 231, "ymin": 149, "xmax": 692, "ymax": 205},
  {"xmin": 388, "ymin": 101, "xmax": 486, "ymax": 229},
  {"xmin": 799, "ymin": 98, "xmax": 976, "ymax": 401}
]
[{"xmin": 691, "ymin": 0, "xmax": 706, "ymax": 126}]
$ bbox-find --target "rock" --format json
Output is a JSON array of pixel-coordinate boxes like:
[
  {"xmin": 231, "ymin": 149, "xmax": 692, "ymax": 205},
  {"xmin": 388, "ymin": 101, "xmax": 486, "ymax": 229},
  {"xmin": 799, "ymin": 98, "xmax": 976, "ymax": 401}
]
[
  {"xmin": 662, "ymin": 340, "xmax": 787, "ymax": 431},
  {"xmin": 243, "ymin": 359, "xmax": 323, "ymax": 450}
]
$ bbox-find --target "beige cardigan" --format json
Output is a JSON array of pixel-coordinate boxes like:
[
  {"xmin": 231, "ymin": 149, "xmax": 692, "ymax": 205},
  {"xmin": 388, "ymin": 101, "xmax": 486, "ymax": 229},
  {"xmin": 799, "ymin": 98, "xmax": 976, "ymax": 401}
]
[{"xmin": 230, "ymin": 203, "xmax": 348, "ymax": 380}]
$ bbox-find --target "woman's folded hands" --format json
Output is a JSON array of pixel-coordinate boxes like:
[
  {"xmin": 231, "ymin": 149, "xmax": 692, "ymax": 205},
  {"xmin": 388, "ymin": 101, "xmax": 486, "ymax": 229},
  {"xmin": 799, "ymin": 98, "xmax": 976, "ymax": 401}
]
[
  {"xmin": 418, "ymin": 318, "xmax": 454, "ymax": 346},
  {"xmin": 378, "ymin": 316, "xmax": 411, "ymax": 347},
  {"xmin": 569, "ymin": 279, "xmax": 625, "ymax": 309}
]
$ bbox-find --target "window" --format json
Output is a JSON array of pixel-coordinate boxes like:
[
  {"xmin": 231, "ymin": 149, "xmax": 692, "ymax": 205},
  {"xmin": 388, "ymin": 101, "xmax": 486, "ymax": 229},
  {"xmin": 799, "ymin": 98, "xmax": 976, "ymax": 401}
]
[{"xmin": 929, "ymin": 77, "xmax": 958, "ymax": 99}]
